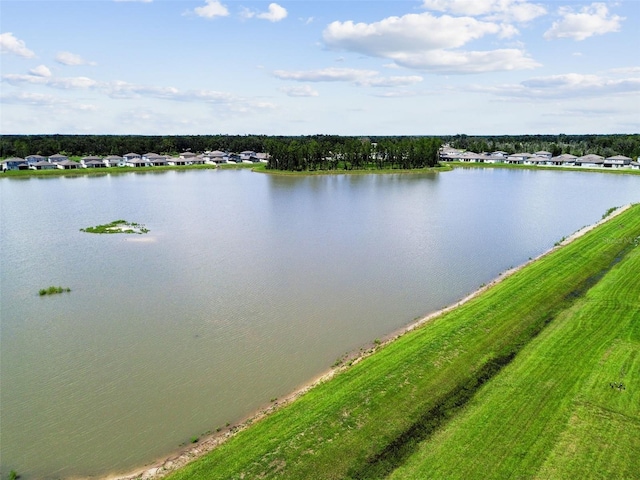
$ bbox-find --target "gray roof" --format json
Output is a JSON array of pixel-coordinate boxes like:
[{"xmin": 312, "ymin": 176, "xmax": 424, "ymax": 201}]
[{"xmin": 605, "ymin": 155, "xmax": 632, "ymax": 161}]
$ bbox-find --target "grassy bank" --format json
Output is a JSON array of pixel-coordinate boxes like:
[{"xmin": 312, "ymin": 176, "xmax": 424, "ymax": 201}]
[
  {"xmin": 390, "ymin": 215, "xmax": 640, "ymax": 479},
  {"xmin": 0, "ymin": 164, "xmax": 221, "ymax": 178},
  {"xmin": 445, "ymin": 161, "xmax": 640, "ymax": 175},
  {"xmin": 162, "ymin": 204, "xmax": 640, "ymax": 480}
]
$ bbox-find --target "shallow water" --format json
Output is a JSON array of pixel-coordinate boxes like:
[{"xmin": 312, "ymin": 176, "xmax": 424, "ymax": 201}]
[{"xmin": 1, "ymin": 168, "xmax": 638, "ymax": 478}]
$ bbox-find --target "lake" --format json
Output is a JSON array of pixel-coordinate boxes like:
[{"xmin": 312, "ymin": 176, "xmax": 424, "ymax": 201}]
[{"xmin": 1, "ymin": 167, "xmax": 639, "ymax": 478}]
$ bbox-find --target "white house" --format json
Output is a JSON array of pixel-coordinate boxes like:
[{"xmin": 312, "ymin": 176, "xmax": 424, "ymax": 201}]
[
  {"xmin": 49, "ymin": 153, "xmax": 69, "ymax": 163},
  {"xmin": 123, "ymin": 152, "xmax": 141, "ymax": 161},
  {"xmin": 576, "ymin": 154, "xmax": 604, "ymax": 168},
  {"xmin": 26, "ymin": 154, "xmax": 47, "ymax": 166},
  {"xmin": 81, "ymin": 156, "xmax": 106, "ymax": 168},
  {"xmin": 604, "ymin": 155, "xmax": 632, "ymax": 168},
  {"xmin": 104, "ymin": 155, "xmax": 125, "ymax": 167}
]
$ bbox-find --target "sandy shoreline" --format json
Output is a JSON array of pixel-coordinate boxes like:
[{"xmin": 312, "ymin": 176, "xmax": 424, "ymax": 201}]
[{"xmin": 101, "ymin": 204, "xmax": 632, "ymax": 480}]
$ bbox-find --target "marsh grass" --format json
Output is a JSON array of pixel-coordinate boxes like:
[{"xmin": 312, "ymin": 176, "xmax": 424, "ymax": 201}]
[
  {"xmin": 80, "ymin": 220, "xmax": 149, "ymax": 234},
  {"xmin": 39, "ymin": 286, "xmax": 71, "ymax": 296}
]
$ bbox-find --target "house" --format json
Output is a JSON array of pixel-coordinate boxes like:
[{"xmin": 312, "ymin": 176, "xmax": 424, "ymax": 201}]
[
  {"xmin": 576, "ymin": 154, "xmax": 604, "ymax": 168},
  {"xmin": 104, "ymin": 155, "xmax": 125, "ymax": 167},
  {"xmin": 631, "ymin": 161, "xmax": 640, "ymax": 170},
  {"xmin": 240, "ymin": 150, "xmax": 256, "ymax": 161},
  {"xmin": 1, "ymin": 157, "xmax": 29, "ymax": 171},
  {"xmin": 56, "ymin": 160, "xmax": 80, "ymax": 169},
  {"xmin": 180, "ymin": 152, "xmax": 196, "ymax": 160},
  {"xmin": 125, "ymin": 158, "xmax": 151, "ymax": 167},
  {"xmin": 169, "ymin": 157, "xmax": 190, "ymax": 166},
  {"xmin": 203, "ymin": 150, "xmax": 227, "ymax": 164},
  {"xmin": 142, "ymin": 153, "xmax": 168, "ymax": 166},
  {"xmin": 26, "ymin": 154, "xmax": 47, "ymax": 166},
  {"xmin": 548, "ymin": 154, "xmax": 578, "ymax": 166},
  {"xmin": 534, "ymin": 151, "xmax": 553, "ymax": 159},
  {"xmin": 255, "ymin": 152, "xmax": 270, "ymax": 163},
  {"xmin": 123, "ymin": 152, "xmax": 141, "ymax": 161},
  {"xmin": 49, "ymin": 153, "xmax": 69, "ymax": 163},
  {"xmin": 604, "ymin": 155, "xmax": 632, "ymax": 168},
  {"xmin": 81, "ymin": 156, "xmax": 106, "ymax": 168},
  {"xmin": 506, "ymin": 153, "xmax": 534, "ymax": 164},
  {"xmin": 31, "ymin": 160, "xmax": 58, "ymax": 170}
]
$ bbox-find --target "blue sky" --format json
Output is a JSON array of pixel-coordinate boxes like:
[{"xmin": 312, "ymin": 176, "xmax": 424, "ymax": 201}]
[{"xmin": 1, "ymin": 0, "xmax": 638, "ymax": 135}]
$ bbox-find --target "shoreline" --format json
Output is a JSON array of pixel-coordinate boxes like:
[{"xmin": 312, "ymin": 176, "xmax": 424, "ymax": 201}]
[{"xmin": 102, "ymin": 204, "xmax": 632, "ymax": 480}]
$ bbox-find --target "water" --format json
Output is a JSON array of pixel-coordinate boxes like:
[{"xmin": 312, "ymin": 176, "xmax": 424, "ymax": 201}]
[{"xmin": 1, "ymin": 168, "xmax": 638, "ymax": 478}]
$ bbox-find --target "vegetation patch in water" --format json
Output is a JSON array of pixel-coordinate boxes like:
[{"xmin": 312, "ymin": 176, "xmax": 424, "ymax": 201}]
[
  {"xmin": 80, "ymin": 219, "xmax": 149, "ymax": 234},
  {"xmin": 39, "ymin": 286, "xmax": 71, "ymax": 296}
]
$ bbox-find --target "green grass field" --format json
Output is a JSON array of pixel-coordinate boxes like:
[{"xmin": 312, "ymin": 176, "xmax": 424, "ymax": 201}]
[{"xmin": 165, "ymin": 204, "xmax": 640, "ymax": 480}]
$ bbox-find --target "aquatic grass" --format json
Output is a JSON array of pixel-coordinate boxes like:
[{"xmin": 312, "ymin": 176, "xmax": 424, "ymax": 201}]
[
  {"xmin": 38, "ymin": 286, "xmax": 71, "ymax": 296},
  {"xmin": 165, "ymin": 205, "xmax": 640, "ymax": 480},
  {"xmin": 80, "ymin": 220, "xmax": 149, "ymax": 234}
]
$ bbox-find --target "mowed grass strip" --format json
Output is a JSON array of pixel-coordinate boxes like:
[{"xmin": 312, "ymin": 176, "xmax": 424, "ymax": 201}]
[
  {"xmin": 390, "ymin": 216, "xmax": 640, "ymax": 479},
  {"xmin": 166, "ymin": 205, "xmax": 640, "ymax": 480}
]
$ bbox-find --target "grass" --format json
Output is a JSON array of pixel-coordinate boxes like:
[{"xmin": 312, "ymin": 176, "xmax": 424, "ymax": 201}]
[
  {"xmin": 445, "ymin": 161, "xmax": 640, "ymax": 176},
  {"xmin": 0, "ymin": 164, "xmax": 220, "ymax": 177},
  {"xmin": 390, "ymin": 219, "xmax": 640, "ymax": 479},
  {"xmin": 38, "ymin": 286, "xmax": 71, "ymax": 296},
  {"xmin": 164, "ymin": 204, "xmax": 640, "ymax": 480},
  {"xmin": 80, "ymin": 219, "xmax": 149, "ymax": 234}
]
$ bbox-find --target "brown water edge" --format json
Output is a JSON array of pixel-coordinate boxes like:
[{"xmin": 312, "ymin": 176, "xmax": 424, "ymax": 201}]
[{"xmin": 96, "ymin": 204, "xmax": 633, "ymax": 480}]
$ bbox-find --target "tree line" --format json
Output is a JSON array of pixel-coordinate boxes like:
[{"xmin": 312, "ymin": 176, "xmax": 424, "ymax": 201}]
[
  {"xmin": 2, "ymin": 134, "xmax": 638, "ymax": 170},
  {"xmin": 445, "ymin": 134, "xmax": 640, "ymax": 159},
  {"xmin": 264, "ymin": 137, "xmax": 441, "ymax": 171}
]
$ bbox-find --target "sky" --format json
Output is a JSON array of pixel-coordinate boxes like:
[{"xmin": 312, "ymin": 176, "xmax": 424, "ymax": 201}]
[{"xmin": 1, "ymin": 0, "xmax": 638, "ymax": 135}]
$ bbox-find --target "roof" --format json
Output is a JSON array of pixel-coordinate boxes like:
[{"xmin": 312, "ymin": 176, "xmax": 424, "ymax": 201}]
[
  {"xmin": 605, "ymin": 155, "xmax": 632, "ymax": 161},
  {"xmin": 82, "ymin": 156, "xmax": 102, "ymax": 161},
  {"xmin": 49, "ymin": 154, "xmax": 68, "ymax": 160},
  {"xmin": 577, "ymin": 154, "xmax": 604, "ymax": 162},
  {"xmin": 180, "ymin": 152, "xmax": 196, "ymax": 157}
]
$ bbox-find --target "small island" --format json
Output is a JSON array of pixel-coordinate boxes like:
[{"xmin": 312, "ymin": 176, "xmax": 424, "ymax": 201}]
[
  {"xmin": 80, "ymin": 220, "xmax": 149, "ymax": 234},
  {"xmin": 39, "ymin": 286, "xmax": 71, "ymax": 296}
]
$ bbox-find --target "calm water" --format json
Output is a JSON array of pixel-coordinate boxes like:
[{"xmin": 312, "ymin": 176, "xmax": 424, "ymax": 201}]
[{"xmin": 1, "ymin": 168, "xmax": 639, "ymax": 478}]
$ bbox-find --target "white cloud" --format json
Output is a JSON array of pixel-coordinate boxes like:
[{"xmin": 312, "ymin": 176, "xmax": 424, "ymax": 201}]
[
  {"xmin": 56, "ymin": 51, "xmax": 97, "ymax": 66},
  {"xmin": 0, "ymin": 32, "xmax": 36, "ymax": 58},
  {"xmin": 544, "ymin": 3, "xmax": 624, "ymax": 41},
  {"xmin": 274, "ymin": 67, "xmax": 425, "ymax": 89},
  {"xmin": 474, "ymin": 72, "xmax": 640, "ymax": 99},
  {"xmin": 273, "ymin": 67, "xmax": 379, "ymax": 83},
  {"xmin": 242, "ymin": 3, "xmax": 287, "ymax": 22},
  {"xmin": 257, "ymin": 3, "xmax": 287, "ymax": 22},
  {"xmin": 360, "ymin": 76, "xmax": 424, "ymax": 87},
  {"xmin": 280, "ymin": 85, "xmax": 320, "ymax": 97},
  {"xmin": 29, "ymin": 65, "xmax": 52, "ymax": 77},
  {"xmin": 0, "ymin": 91, "xmax": 97, "ymax": 111},
  {"xmin": 193, "ymin": 0, "xmax": 229, "ymax": 19},
  {"xmin": 422, "ymin": 0, "xmax": 546, "ymax": 23},
  {"xmin": 322, "ymin": 12, "xmax": 539, "ymax": 73},
  {"xmin": 324, "ymin": 13, "xmax": 500, "ymax": 54},
  {"xmin": 393, "ymin": 48, "xmax": 540, "ymax": 72},
  {"xmin": 2, "ymin": 73, "xmax": 98, "ymax": 89}
]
